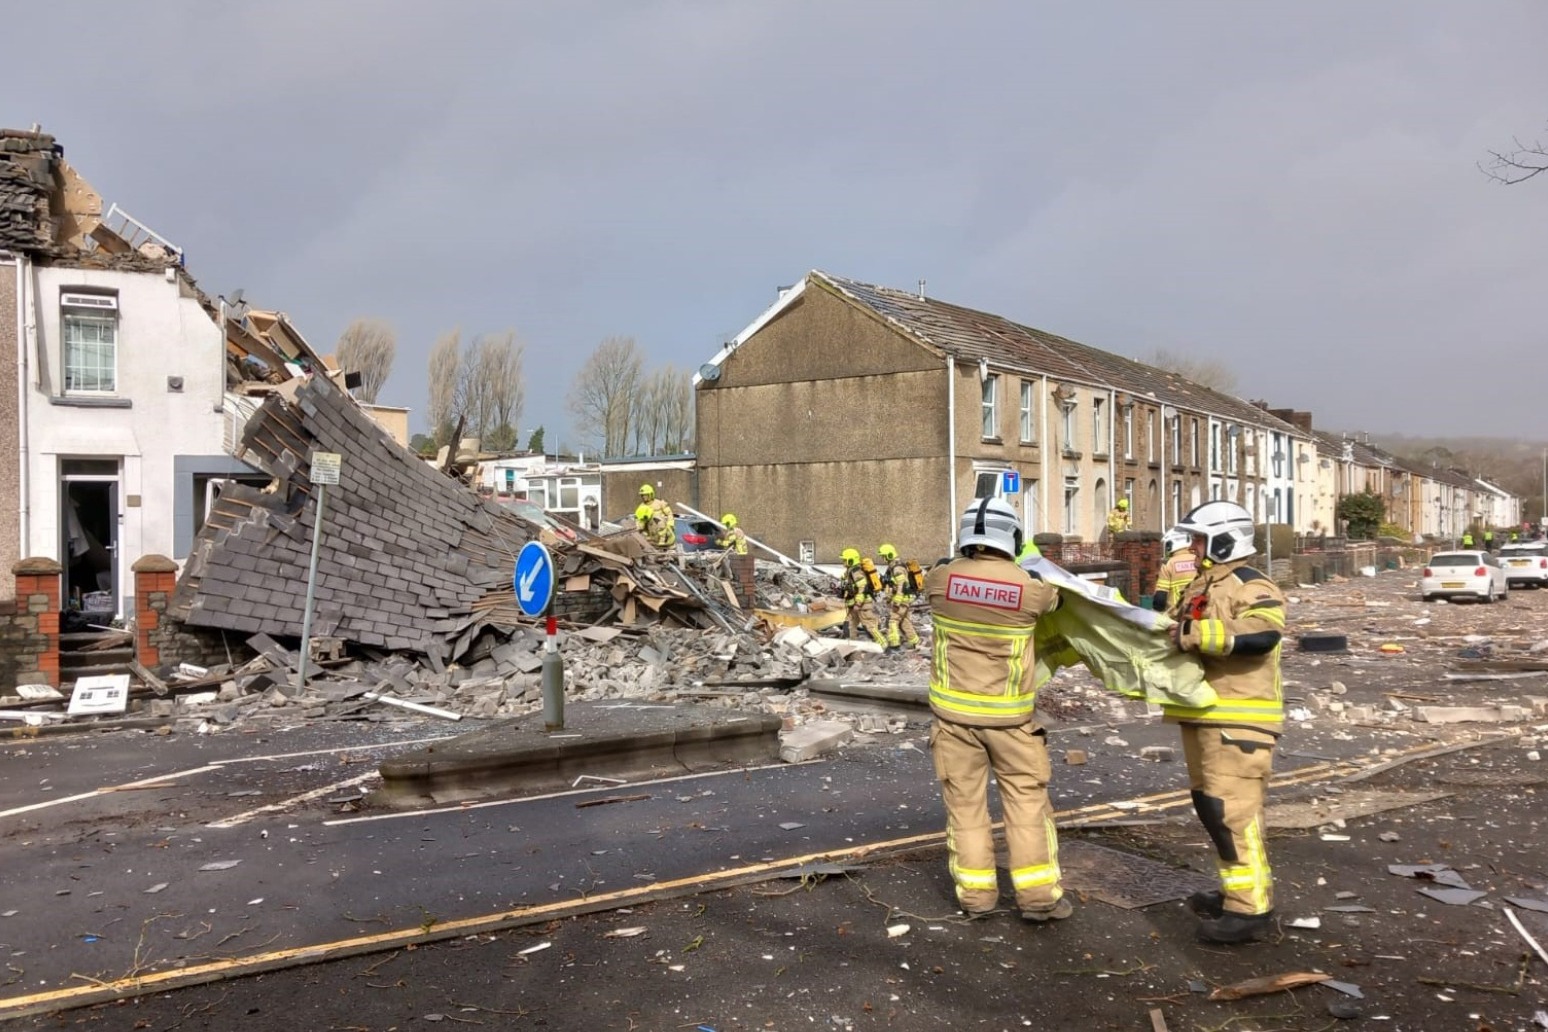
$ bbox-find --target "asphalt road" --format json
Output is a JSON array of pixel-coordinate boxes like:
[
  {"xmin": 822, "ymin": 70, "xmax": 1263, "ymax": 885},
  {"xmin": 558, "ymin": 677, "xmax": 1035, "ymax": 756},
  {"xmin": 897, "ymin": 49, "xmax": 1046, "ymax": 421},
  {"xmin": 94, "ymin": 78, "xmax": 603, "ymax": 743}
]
[{"xmin": 3, "ymin": 569, "xmax": 1545, "ymax": 1028}]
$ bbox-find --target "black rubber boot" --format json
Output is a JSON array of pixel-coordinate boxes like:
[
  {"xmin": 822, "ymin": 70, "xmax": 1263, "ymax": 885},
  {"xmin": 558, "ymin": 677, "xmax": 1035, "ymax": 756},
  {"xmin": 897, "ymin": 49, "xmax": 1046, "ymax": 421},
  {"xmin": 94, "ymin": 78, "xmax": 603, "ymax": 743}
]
[
  {"xmin": 1196, "ymin": 909, "xmax": 1275, "ymax": 944},
  {"xmin": 1020, "ymin": 897, "xmax": 1074, "ymax": 923},
  {"xmin": 1186, "ymin": 889, "xmax": 1223, "ymax": 918}
]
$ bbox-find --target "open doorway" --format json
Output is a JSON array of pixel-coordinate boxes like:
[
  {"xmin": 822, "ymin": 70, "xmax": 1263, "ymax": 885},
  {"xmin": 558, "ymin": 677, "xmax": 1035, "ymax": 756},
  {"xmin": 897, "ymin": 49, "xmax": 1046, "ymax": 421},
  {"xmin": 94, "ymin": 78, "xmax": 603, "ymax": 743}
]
[{"xmin": 60, "ymin": 460, "xmax": 120, "ymax": 619}]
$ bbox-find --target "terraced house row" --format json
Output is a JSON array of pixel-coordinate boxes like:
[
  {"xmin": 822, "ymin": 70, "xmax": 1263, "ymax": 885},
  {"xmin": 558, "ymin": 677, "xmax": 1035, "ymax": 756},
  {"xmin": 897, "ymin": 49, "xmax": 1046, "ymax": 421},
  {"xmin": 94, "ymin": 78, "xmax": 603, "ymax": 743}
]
[{"xmin": 692, "ymin": 271, "xmax": 1518, "ymax": 562}]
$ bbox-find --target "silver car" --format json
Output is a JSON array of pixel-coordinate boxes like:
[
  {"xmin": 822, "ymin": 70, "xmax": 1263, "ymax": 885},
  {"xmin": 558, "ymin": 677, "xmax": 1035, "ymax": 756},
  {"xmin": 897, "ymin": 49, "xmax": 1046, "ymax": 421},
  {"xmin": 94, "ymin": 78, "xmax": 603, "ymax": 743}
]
[
  {"xmin": 1420, "ymin": 550, "xmax": 1509, "ymax": 603},
  {"xmin": 1498, "ymin": 541, "xmax": 1548, "ymax": 588}
]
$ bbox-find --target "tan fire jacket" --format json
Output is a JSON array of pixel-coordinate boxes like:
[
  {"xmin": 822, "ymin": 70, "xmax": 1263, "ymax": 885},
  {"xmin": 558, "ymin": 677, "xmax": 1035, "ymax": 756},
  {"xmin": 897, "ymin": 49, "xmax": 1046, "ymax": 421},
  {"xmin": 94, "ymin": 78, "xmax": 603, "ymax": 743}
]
[
  {"xmin": 1165, "ymin": 558, "xmax": 1286, "ymax": 732},
  {"xmin": 1153, "ymin": 549, "xmax": 1199, "ymax": 612},
  {"xmin": 924, "ymin": 553, "xmax": 1059, "ymax": 728}
]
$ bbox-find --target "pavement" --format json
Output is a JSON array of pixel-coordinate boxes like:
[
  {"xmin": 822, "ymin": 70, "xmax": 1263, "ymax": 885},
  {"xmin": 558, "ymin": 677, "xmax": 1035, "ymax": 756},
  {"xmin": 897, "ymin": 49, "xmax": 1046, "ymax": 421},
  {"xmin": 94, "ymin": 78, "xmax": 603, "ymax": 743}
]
[{"xmin": 375, "ymin": 700, "xmax": 787, "ymax": 806}]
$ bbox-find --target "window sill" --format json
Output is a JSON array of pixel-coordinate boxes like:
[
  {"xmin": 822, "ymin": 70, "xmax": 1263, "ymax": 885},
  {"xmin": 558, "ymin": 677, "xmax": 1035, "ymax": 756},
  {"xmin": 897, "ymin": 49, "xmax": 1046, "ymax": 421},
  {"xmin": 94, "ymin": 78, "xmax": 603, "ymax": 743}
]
[
  {"xmin": 1062, "ymin": 450, "xmax": 1083, "ymax": 460},
  {"xmin": 1092, "ymin": 452, "xmax": 1110, "ymax": 462},
  {"xmin": 50, "ymin": 395, "xmax": 132, "ymax": 409},
  {"xmin": 981, "ymin": 436, "xmax": 1003, "ymax": 445}
]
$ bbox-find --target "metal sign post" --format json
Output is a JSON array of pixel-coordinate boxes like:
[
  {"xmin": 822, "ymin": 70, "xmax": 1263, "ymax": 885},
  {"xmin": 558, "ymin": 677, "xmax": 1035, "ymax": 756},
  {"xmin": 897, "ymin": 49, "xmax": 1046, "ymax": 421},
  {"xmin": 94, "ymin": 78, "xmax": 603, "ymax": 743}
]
[
  {"xmin": 514, "ymin": 541, "xmax": 561, "ymax": 729},
  {"xmin": 297, "ymin": 452, "xmax": 341, "ymax": 691}
]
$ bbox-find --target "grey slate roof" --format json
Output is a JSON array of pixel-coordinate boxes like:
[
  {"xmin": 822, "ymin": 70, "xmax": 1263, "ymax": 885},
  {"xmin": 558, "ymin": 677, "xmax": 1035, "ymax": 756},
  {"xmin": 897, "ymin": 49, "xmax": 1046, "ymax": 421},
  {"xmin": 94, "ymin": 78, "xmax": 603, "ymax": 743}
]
[
  {"xmin": 814, "ymin": 271, "xmax": 1305, "ymax": 435},
  {"xmin": 172, "ymin": 376, "xmax": 535, "ymax": 660}
]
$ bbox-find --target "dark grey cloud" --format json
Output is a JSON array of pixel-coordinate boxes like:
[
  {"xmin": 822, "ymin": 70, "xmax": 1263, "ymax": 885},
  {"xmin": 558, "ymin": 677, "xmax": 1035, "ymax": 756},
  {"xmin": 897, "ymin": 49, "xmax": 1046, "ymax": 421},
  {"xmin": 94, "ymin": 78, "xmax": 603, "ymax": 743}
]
[{"xmin": 7, "ymin": 0, "xmax": 1546, "ymax": 442}]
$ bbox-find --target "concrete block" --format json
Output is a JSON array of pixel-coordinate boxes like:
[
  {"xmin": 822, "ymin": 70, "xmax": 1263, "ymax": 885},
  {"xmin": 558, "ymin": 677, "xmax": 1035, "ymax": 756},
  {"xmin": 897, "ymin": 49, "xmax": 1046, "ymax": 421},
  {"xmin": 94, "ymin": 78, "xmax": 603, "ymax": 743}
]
[
  {"xmin": 149, "ymin": 699, "xmax": 176, "ymax": 718},
  {"xmin": 1064, "ymin": 749, "xmax": 1088, "ymax": 765},
  {"xmin": 1528, "ymin": 697, "xmax": 1548, "ymax": 716},
  {"xmin": 1343, "ymin": 705, "xmax": 1379, "ymax": 722},
  {"xmin": 1498, "ymin": 705, "xmax": 1530, "ymax": 721},
  {"xmin": 779, "ymin": 720, "xmax": 852, "ymax": 763},
  {"xmin": 1139, "ymin": 745, "xmax": 1174, "ymax": 762},
  {"xmin": 1414, "ymin": 706, "xmax": 1507, "ymax": 724}
]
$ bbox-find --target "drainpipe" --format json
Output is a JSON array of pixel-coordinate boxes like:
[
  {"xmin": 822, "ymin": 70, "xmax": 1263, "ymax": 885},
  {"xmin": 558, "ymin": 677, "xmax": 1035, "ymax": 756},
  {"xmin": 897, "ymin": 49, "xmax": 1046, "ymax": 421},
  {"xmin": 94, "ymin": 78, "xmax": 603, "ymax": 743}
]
[
  {"xmin": 1107, "ymin": 388, "xmax": 1117, "ymax": 520},
  {"xmin": 946, "ymin": 357, "xmax": 957, "ymax": 552},
  {"xmin": 16, "ymin": 254, "xmax": 32, "ymax": 557},
  {"xmin": 1039, "ymin": 374, "xmax": 1050, "ymax": 538}
]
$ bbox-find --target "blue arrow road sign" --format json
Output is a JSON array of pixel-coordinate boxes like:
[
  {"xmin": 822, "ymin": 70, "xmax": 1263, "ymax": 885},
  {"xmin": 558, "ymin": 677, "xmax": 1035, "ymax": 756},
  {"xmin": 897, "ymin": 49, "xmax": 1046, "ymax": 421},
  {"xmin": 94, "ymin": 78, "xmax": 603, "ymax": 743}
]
[
  {"xmin": 1001, "ymin": 469, "xmax": 1020, "ymax": 495},
  {"xmin": 513, "ymin": 541, "xmax": 555, "ymax": 618}
]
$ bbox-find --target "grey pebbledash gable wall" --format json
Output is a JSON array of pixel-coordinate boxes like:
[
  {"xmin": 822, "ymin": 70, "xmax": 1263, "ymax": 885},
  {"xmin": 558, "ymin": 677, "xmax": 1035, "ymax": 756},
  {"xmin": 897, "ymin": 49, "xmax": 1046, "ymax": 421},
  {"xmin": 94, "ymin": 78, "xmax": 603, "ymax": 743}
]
[{"xmin": 172, "ymin": 455, "xmax": 266, "ymax": 559}]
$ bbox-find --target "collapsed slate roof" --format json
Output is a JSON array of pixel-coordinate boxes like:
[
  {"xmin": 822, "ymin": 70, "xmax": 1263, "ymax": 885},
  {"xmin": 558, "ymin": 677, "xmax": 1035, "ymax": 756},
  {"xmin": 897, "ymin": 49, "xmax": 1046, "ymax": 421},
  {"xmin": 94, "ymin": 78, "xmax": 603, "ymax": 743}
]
[{"xmin": 172, "ymin": 375, "xmax": 537, "ymax": 662}]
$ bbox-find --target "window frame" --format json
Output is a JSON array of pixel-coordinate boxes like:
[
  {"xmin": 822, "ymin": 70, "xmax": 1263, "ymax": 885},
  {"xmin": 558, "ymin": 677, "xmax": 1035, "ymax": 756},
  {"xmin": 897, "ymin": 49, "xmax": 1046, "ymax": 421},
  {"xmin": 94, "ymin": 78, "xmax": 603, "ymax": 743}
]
[
  {"xmin": 1018, "ymin": 380, "xmax": 1036, "ymax": 444},
  {"xmin": 1123, "ymin": 405, "xmax": 1135, "ymax": 460},
  {"xmin": 61, "ymin": 292, "xmax": 120, "ymax": 396},
  {"xmin": 981, "ymin": 374, "xmax": 999, "ymax": 440},
  {"xmin": 1091, "ymin": 397, "xmax": 1107, "ymax": 455}
]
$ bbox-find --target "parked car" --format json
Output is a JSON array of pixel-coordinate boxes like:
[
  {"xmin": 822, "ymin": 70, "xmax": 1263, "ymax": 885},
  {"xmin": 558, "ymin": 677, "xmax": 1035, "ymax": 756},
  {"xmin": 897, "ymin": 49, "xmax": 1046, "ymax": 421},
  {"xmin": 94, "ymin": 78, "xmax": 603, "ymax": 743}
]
[
  {"xmin": 1419, "ymin": 550, "xmax": 1509, "ymax": 603},
  {"xmin": 609, "ymin": 513, "xmax": 722, "ymax": 552},
  {"xmin": 1497, "ymin": 541, "xmax": 1548, "ymax": 588}
]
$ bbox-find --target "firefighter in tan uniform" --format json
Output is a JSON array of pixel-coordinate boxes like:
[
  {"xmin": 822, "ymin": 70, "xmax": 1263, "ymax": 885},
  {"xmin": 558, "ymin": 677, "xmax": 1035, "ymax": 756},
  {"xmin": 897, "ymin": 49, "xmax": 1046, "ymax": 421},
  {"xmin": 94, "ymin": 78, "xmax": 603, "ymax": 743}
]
[
  {"xmin": 925, "ymin": 498, "xmax": 1069, "ymax": 922},
  {"xmin": 878, "ymin": 543, "xmax": 923, "ymax": 653},
  {"xmin": 1151, "ymin": 527, "xmax": 1199, "ymax": 612},
  {"xmin": 840, "ymin": 548, "xmax": 887, "ymax": 646},
  {"xmin": 1165, "ymin": 501, "xmax": 1287, "ymax": 944}
]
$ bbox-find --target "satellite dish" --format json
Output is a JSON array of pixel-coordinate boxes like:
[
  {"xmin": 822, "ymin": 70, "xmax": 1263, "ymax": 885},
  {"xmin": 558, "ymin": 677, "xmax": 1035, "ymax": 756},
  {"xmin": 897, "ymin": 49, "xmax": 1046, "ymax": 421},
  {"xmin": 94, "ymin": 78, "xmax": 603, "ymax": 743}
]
[{"xmin": 698, "ymin": 363, "xmax": 721, "ymax": 382}]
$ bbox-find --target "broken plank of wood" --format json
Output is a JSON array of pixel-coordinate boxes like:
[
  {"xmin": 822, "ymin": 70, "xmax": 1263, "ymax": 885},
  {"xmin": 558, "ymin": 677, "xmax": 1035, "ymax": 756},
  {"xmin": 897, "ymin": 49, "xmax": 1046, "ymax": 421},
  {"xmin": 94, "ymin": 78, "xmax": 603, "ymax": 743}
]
[
  {"xmin": 1147, "ymin": 1008, "xmax": 1168, "ymax": 1032},
  {"xmin": 574, "ymin": 794, "xmax": 651, "ymax": 809},
  {"xmin": 130, "ymin": 660, "xmax": 169, "ymax": 698},
  {"xmin": 1209, "ymin": 972, "xmax": 1329, "ymax": 1001}
]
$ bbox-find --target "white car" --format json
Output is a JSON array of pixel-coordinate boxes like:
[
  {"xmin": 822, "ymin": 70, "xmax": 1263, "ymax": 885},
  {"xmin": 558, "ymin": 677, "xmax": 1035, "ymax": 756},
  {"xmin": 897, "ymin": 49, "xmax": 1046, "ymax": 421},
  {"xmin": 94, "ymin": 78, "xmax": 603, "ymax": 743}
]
[
  {"xmin": 1420, "ymin": 550, "xmax": 1509, "ymax": 603},
  {"xmin": 1497, "ymin": 541, "xmax": 1548, "ymax": 588}
]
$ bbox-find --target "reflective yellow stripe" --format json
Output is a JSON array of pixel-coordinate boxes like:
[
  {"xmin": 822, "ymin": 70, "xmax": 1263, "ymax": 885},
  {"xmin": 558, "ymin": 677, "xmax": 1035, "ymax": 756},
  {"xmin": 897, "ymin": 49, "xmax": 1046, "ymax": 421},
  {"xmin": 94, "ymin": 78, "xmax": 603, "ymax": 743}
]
[
  {"xmin": 1196, "ymin": 619, "xmax": 1229, "ymax": 656},
  {"xmin": 1243, "ymin": 605, "xmax": 1286, "ymax": 628},
  {"xmin": 931, "ymin": 613, "xmax": 1035, "ymax": 640},
  {"xmin": 1161, "ymin": 697, "xmax": 1284, "ymax": 723},
  {"xmin": 1011, "ymin": 864, "xmax": 1060, "ymax": 888},
  {"xmin": 929, "ymin": 685, "xmax": 1036, "ymax": 720}
]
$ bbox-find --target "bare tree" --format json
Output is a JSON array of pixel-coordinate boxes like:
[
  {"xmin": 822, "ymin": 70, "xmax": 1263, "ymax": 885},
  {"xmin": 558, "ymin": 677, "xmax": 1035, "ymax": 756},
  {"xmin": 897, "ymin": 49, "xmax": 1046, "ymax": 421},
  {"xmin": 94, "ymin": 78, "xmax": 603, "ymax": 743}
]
[
  {"xmin": 568, "ymin": 336, "xmax": 643, "ymax": 457},
  {"xmin": 427, "ymin": 329, "xmax": 462, "ymax": 446},
  {"xmin": 640, "ymin": 366, "xmax": 690, "ymax": 454},
  {"xmin": 1145, "ymin": 347, "xmax": 1238, "ymax": 393},
  {"xmin": 1482, "ymin": 125, "xmax": 1548, "ymax": 184},
  {"xmin": 334, "ymin": 318, "xmax": 396, "ymax": 403},
  {"xmin": 464, "ymin": 331, "xmax": 525, "ymax": 451}
]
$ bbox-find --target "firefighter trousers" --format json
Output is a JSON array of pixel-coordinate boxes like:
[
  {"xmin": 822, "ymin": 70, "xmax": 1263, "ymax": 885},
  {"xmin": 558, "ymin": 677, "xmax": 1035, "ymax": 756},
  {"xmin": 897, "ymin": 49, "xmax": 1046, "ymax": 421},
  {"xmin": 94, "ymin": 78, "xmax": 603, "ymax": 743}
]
[
  {"xmin": 885, "ymin": 599, "xmax": 920, "ymax": 647},
  {"xmin": 847, "ymin": 599, "xmax": 885, "ymax": 646},
  {"xmin": 929, "ymin": 719, "xmax": 1062, "ymax": 913},
  {"xmin": 1179, "ymin": 723, "xmax": 1276, "ymax": 915}
]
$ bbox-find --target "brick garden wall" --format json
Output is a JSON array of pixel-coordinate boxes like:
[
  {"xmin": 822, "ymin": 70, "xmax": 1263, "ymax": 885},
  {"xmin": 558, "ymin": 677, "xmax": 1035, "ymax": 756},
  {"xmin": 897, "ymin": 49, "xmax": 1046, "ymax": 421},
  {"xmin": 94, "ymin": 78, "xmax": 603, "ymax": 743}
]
[
  {"xmin": 133, "ymin": 555, "xmax": 253, "ymax": 670},
  {"xmin": 0, "ymin": 559, "xmax": 61, "ymax": 690}
]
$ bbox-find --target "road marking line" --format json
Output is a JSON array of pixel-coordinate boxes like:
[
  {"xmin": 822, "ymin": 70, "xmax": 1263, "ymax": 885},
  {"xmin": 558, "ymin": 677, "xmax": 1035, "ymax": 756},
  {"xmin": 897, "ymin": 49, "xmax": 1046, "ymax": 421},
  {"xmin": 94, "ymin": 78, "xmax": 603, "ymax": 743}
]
[
  {"xmin": 207, "ymin": 771, "xmax": 382, "ymax": 829},
  {"xmin": 209, "ymin": 735, "xmax": 460, "ymax": 767},
  {"xmin": 0, "ymin": 734, "xmax": 1496, "ymax": 1020},
  {"xmin": 0, "ymin": 766, "xmax": 222, "ymax": 821}
]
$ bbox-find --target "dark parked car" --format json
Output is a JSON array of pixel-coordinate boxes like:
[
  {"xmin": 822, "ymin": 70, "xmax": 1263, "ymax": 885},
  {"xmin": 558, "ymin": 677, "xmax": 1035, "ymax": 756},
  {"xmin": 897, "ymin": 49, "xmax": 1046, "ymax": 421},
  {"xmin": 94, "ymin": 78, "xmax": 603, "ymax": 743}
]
[
  {"xmin": 674, "ymin": 516, "xmax": 720, "ymax": 552},
  {"xmin": 610, "ymin": 513, "xmax": 721, "ymax": 552}
]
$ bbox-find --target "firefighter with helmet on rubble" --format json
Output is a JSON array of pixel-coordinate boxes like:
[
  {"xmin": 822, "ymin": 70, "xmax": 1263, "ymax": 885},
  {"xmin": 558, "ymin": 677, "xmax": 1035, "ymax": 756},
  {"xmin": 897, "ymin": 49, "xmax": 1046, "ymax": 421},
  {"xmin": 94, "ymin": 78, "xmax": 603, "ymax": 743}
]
[
  {"xmin": 877, "ymin": 543, "xmax": 923, "ymax": 653},
  {"xmin": 717, "ymin": 513, "xmax": 748, "ymax": 555},
  {"xmin": 634, "ymin": 484, "xmax": 676, "ymax": 551},
  {"xmin": 839, "ymin": 548, "xmax": 887, "ymax": 646},
  {"xmin": 925, "ymin": 497, "xmax": 1068, "ymax": 921},
  {"xmin": 1165, "ymin": 500, "xmax": 1287, "ymax": 944}
]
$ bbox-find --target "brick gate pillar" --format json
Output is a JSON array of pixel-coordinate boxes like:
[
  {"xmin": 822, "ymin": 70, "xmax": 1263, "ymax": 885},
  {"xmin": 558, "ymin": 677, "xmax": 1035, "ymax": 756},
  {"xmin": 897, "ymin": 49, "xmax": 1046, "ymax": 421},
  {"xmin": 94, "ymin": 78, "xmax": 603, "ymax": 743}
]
[
  {"xmin": 132, "ymin": 555, "xmax": 179, "ymax": 667},
  {"xmin": 1112, "ymin": 530, "xmax": 1162, "ymax": 604},
  {"xmin": 13, "ymin": 558, "xmax": 62, "ymax": 687}
]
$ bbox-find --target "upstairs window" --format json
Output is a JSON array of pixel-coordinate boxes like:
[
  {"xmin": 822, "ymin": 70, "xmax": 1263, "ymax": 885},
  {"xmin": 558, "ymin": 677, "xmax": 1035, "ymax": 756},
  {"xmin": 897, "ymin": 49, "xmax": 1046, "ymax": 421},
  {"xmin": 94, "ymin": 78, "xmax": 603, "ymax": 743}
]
[
  {"xmin": 1091, "ymin": 397, "xmax": 1107, "ymax": 454},
  {"xmin": 981, "ymin": 374, "xmax": 999, "ymax": 439},
  {"xmin": 1123, "ymin": 406, "xmax": 1135, "ymax": 460},
  {"xmin": 1019, "ymin": 381, "xmax": 1036, "ymax": 443},
  {"xmin": 62, "ymin": 292, "xmax": 118, "ymax": 394}
]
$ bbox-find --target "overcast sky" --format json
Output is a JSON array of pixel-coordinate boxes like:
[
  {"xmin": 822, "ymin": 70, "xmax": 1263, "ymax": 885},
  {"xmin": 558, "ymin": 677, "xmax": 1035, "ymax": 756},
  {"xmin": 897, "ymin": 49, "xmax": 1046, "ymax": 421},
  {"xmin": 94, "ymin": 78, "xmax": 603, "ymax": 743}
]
[{"xmin": 7, "ymin": 1, "xmax": 1546, "ymax": 445}]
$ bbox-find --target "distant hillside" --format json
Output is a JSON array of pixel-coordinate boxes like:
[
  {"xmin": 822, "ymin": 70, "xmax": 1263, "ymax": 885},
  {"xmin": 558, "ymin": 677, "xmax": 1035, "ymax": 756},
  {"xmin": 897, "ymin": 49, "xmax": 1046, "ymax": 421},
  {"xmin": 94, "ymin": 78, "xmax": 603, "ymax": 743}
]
[{"xmin": 1367, "ymin": 432, "xmax": 1546, "ymax": 523}]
